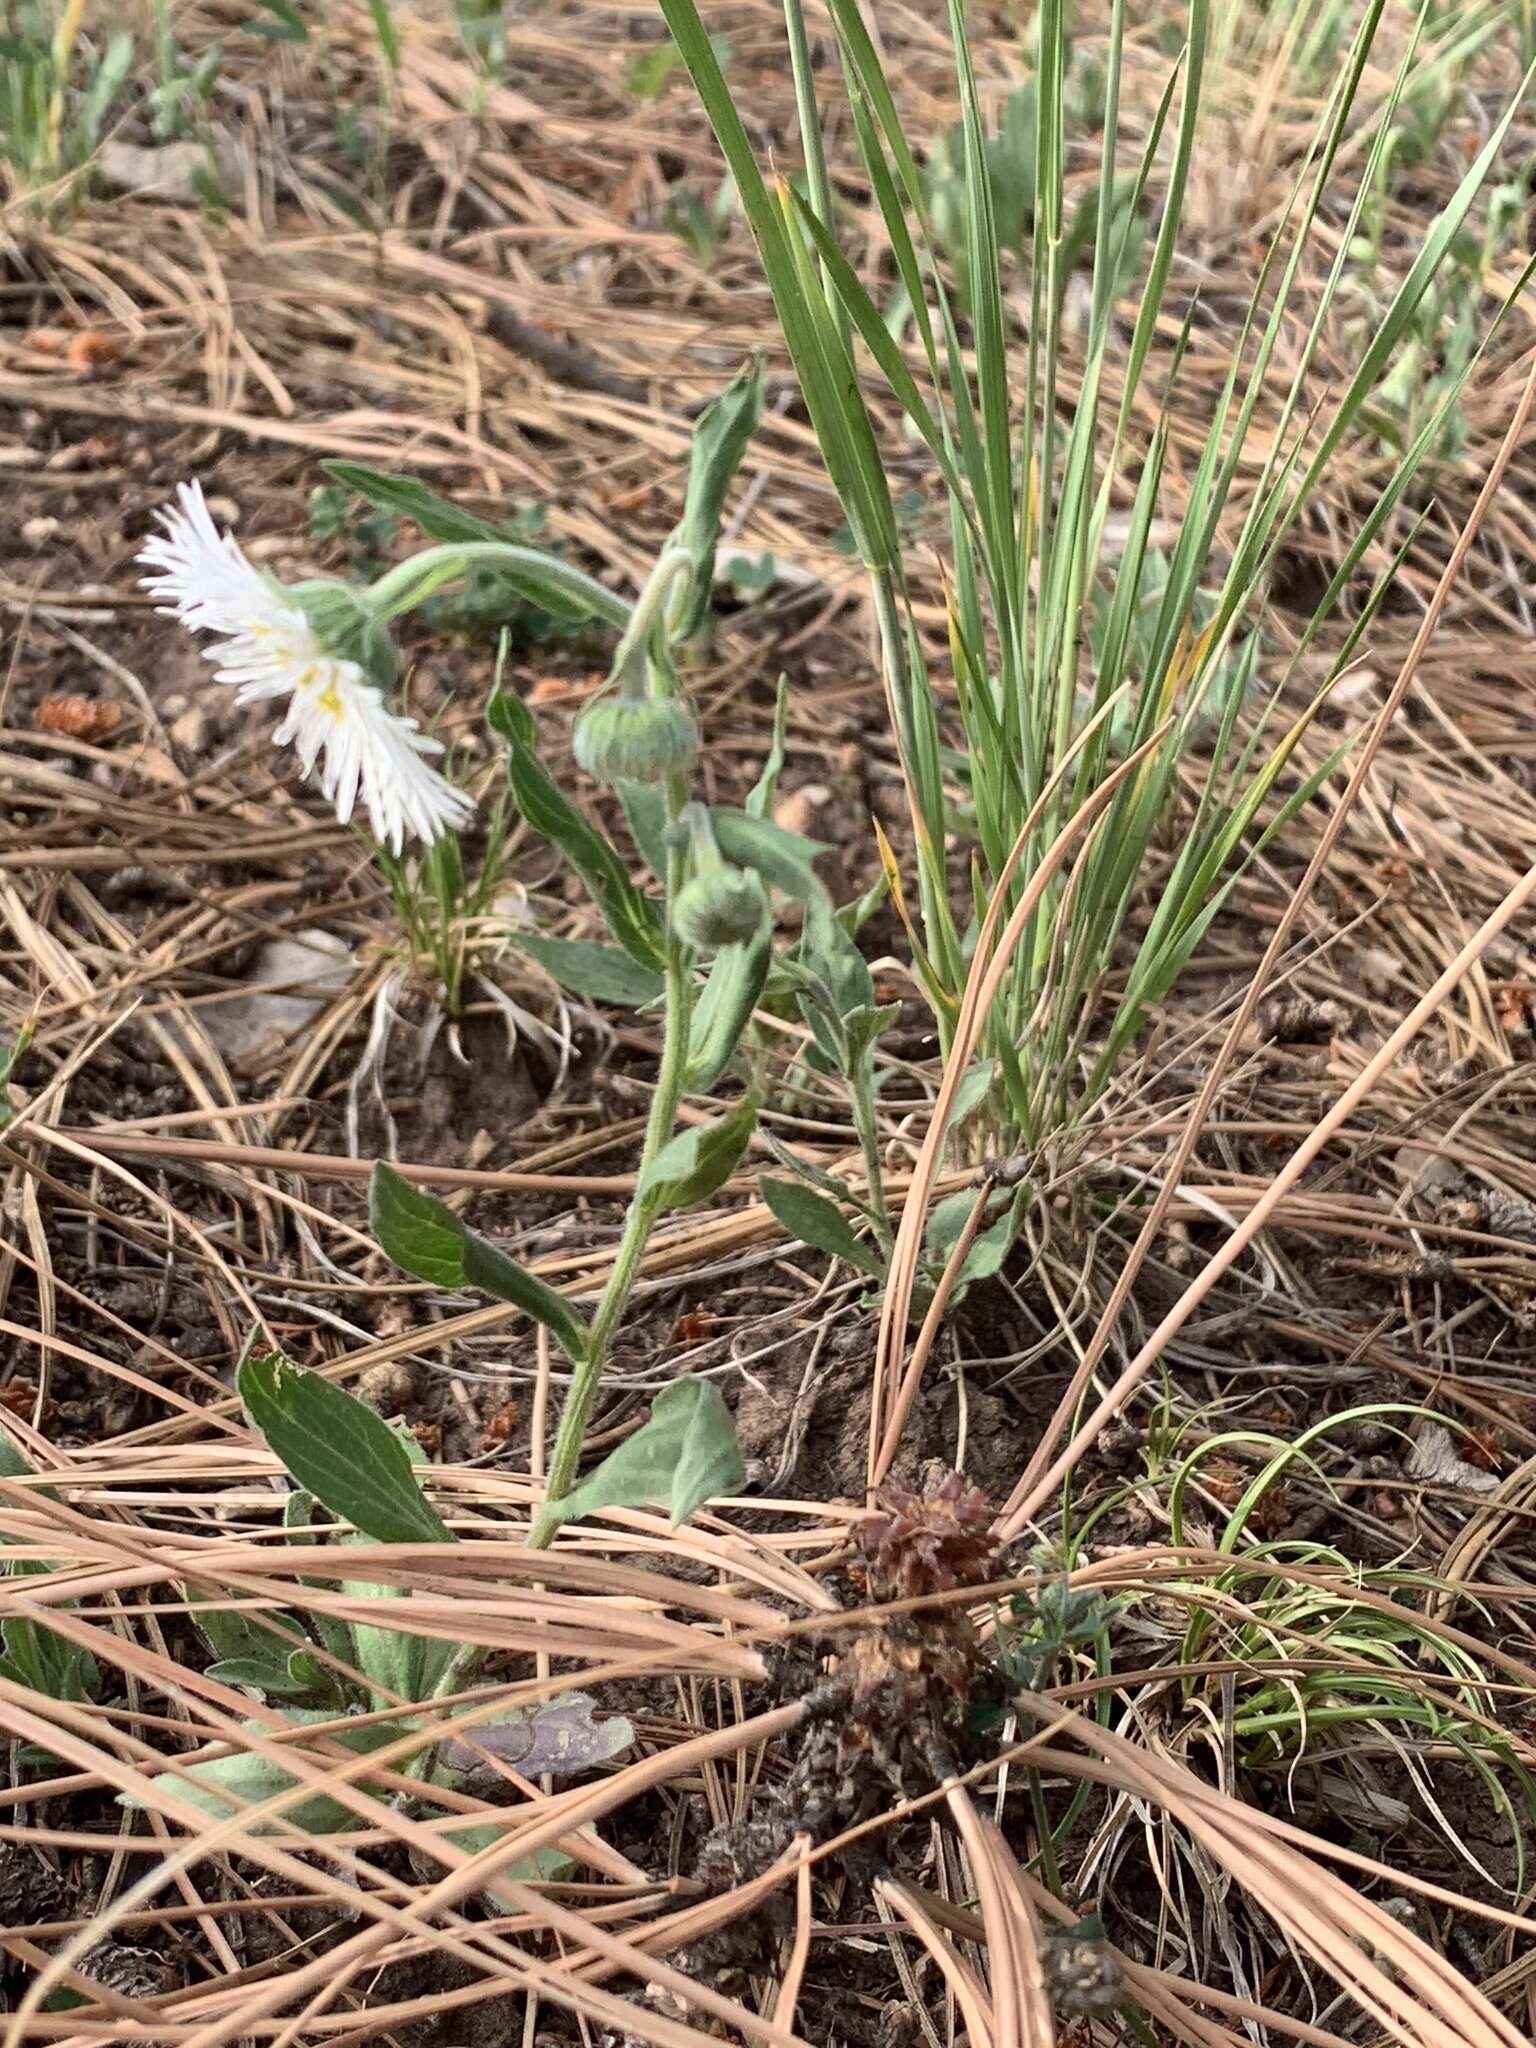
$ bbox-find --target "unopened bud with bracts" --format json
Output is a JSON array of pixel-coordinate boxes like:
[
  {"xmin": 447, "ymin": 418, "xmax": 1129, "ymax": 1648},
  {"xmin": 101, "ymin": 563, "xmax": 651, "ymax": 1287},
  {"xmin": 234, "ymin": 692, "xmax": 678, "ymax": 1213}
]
[
  {"xmin": 671, "ymin": 801, "xmax": 769, "ymax": 950},
  {"xmin": 573, "ymin": 689, "xmax": 698, "ymax": 787}
]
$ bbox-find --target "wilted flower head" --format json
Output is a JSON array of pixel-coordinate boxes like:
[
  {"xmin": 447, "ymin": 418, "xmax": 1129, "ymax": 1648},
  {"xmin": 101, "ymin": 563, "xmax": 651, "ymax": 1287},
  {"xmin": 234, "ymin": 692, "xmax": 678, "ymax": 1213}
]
[
  {"xmin": 859, "ymin": 1467, "xmax": 997, "ymax": 1602},
  {"xmin": 139, "ymin": 482, "xmax": 473, "ymax": 854}
]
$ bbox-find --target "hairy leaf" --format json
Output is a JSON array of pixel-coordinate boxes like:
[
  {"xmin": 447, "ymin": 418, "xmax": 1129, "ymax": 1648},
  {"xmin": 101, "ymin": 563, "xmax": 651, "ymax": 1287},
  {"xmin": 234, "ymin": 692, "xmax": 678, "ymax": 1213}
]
[
  {"xmin": 685, "ymin": 928, "xmax": 771, "ymax": 1093},
  {"xmin": 122, "ymin": 1715, "xmax": 424, "ymax": 1834},
  {"xmin": 239, "ymin": 1354, "xmax": 453, "ymax": 1547},
  {"xmin": 641, "ymin": 1098, "xmax": 757, "ymax": 1213},
  {"xmin": 532, "ymin": 1377, "xmax": 744, "ymax": 1540},
  {"xmin": 489, "ymin": 690, "xmax": 666, "ymax": 968},
  {"xmin": 515, "ymin": 933, "xmax": 663, "ymax": 1008},
  {"xmin": 370, "ymin": 1163, "xmax": 591, "ymax": 1360},
  {"xmin": 671, "ymin": 356, "xmax": 765, "ymax": 639},
  {"xmin": 759, "ymin": 1177, "xmax": 884, "ymax": 1279}
]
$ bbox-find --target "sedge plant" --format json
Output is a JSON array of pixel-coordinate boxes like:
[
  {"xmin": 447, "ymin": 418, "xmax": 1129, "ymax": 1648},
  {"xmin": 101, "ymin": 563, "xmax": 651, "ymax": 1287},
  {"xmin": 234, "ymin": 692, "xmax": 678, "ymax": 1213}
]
[{"xmin": 656, "ymin": 0, "xmax": 1534, "ymax": 1169}]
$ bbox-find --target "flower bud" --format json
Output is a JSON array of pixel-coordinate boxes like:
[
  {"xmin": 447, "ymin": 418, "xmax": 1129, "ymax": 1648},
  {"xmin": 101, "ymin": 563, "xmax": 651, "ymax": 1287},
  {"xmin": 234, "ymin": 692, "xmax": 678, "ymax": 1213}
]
[
  {"xmin": 290, "ymin": 580, "xmax": 399, "ymax": 690},
  {"xmin": 573, "ymin": 693, "xmax": 698, "ymax": 786},
  {"xmin": 671, "ymin": 863, "xmax": 769, "ymax": 950}
]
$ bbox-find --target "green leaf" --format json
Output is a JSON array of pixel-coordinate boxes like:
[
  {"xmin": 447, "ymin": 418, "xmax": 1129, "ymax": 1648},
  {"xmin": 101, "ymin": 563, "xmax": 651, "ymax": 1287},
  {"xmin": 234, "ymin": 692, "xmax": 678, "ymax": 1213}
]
[
  {"xmin": 712, "ymin": 809, "xmax": 828, "ymax": 904},
  {"xmin": 515, "ymin": 933, "xmax": 663, "ymax": 1009},
  {"xmin": 189, "ymin": 1597, "xmax": 318, "ymax": 1700},
  {"xmin": 759, "ymin": 1177, "xmax": 884, "ymax": 1278},
  {"xmin": 366, "ymin": 0, "xmax": 399, "ymax": 69},
  {"xmin": 723, "ymin": 552, "xmax": 776, "ymax": 595},
  {"xmin": 324, "ymin": 465, "xmax": 620, "ymax": 627},
  {"xmin": 345, "ymin": 1577, "xmax": 456, "ymax": 1708},
  {"xmin": 239, "ymin": 1354, "xmax": 454, "ymax": 1547},
  {"xmin": 122, "ymin": 1716, "xmax": 424, "ymax": 1834},
  {"xmin": 926, "ymin": 1189, "xmax": 982, "ymax": 1259},
  {"xmin": 250, "ymin": 0, "xmax": 309, "ymax": 42},
  {"xmin": 616, "ymin": 779, "xmax": 669, "ymax": 878},
  {"xmin": 460, "ymin": 1233, "xmax": 591, "ymax": 1361},
  {"xmin": 641, "ymin": 1098, "xmax": 757, "ymax": 1214},
  {"xmin": 368, "ymin": 1163, "xmax": 464, "ymax": 1288},
  {"xmin": 625, "ymin": 41, "xmax": 680, "ymax": 98},
  {"xmin": 0, "ymin": 1024, "xmax": 33, "ymax": 1136},
  {"xmin": 532, "ymin": 1378, "xmax": 744, "ymax": 1540},
  {"xmin": 685, "ymin": 928, "xmax": 771, "ymax": 1093},
  {"xmin": 745, "ymin": 677, "xmax": 789, "ymax": 819},
  {"xmin": 950, "ymin": 1059, "xmax": 997, "ymax": 1125},
  {"xmin": 841, "ymin": 1002, "xmax": 900, "ymax": 1066},
  {"xmin": 959, "ymin": 1185, "xmax": 1026, "ymax": 1287},
  {"xmin": 489, "ymin": 690, "xmax": 666, "ymax": 970},
  {"xmin": 0, "ymin": 1426, "xmax": 98, "ymax": 1705},
  {"xmin": 671, "ymin": 356, "xmax": 765, "ymax": 640},
  {"xmin": 370, "ymin": 1163, "xmax": 592, "ymax": 1360},
  {"xmin": 436, "ymin": 1826, "xmax": 577, "ymax": 1897},
  {"xmin": 207, "ymin": 1656, "xmax": 315, "ymax": 1699},
  {"xmin": 800, "ymin": 894, "xmax": 874, "ymax": 1012}
]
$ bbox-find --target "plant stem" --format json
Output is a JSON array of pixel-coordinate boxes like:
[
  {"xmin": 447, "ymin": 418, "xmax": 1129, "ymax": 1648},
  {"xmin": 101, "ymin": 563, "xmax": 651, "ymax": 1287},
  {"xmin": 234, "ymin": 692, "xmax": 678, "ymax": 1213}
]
[
  {"xmin": 528, "ymin": 833, "xmax": 694, "ymax": 1548},
  {"xmin": 366, "ymin": 543, "xmax": 632, "ymax": 629},
  {"xmin": 608, "ymin": 548, "xmax": 695, "ymax": 685},
  {"xmin": 1027, "ymin": 1765, "xmax": 1063, "ymax": 1895},
  {"xmin": 848, "ymin": 1053, "xmax": 892, "ymax": 1249}
]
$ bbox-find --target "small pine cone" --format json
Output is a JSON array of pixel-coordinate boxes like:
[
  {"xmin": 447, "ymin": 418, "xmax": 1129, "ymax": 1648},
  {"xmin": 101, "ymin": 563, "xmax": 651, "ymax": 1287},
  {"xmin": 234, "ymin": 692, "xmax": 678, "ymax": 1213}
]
[
  {"xmin": 0, "ymin": 1840, "xmax": 67, "ymax": 1927},
  {"xmin": 76, "ymin": 1942, "xmax": 183, "ymax": 2003}
]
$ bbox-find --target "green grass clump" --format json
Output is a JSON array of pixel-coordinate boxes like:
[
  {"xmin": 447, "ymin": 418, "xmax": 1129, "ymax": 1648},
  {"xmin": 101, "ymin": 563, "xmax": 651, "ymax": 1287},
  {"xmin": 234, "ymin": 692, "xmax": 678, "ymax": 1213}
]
[{"xmin": 656, "ymin": 0, "xmax": 1531, "ymax": 1161}]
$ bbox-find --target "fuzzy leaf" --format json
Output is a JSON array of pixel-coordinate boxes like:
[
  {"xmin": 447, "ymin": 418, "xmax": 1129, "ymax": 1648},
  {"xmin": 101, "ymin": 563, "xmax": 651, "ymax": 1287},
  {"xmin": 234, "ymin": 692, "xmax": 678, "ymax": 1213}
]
[
  {"xmin": 190, "ymin": 1598, "xmax": 295, "ymax": 1669},
  {"xmin": 744, "ymin": 677, "xmax": 789, "ymax": 819},
  {"xmin": 960, "ymin": 1186, "xmax": 1027, "ymax": 1287},
  {"xmin": 122, "ymin": 1716, "xmax": 423, "ymax": 1834},
  {"xmin": 368, "ymin": 1163, "xmax": 464, "ymax": 1288},
  {"xmin": 206, "ymin": 1657, "xmax": 315, "ymax": 1699},
  {"xmin": 489, "ymin": 690, "xmax": 666, "ymax": 968},
  {"xmin": 641, "ymin": 1098, "xmax": 757, "ymax": 1213},
  {"xmin": 532, "ymin": 1377, "xmax": 744, "ymax": 1540},
  {"xmin": 459, "ymin": 1233, "xmax": 591, "ymax": 1361},
  {"xmin": 239, "ymin": 1354, "xmax": 453, "ymax": 1547},
  {"xmin": 712, "ymin": 808, "xmax": 828, "ymax": 904},
  {"xmin": 344, "ymin": 1579, "xmax": 456, "ymax": 1708},
  {"xmin": 0, "ymin": 1426, "xmax": 98, "ymax": 1705},
  {"xmin": 370, "ymin": 1164, "xmax": 591, "ymax": 1360},
  {"xmin": 323, "ymin": 464, "xmax": 610, "ymax": 625},
  {"xmin": 438, "ymin": 1827, "xmax": 577, "ymax": 1898},
  {"xmin": 759, "ymin": 1176, "xmax": 884, "ymax": 1279},
  {"xmin": 671, "ymin": 357, "xmax": 765, "ymax": 640},
  {"xmin": 616, "ymin": 779, "xmax": 669, "ymax": 878},
  {"xmin": 685, "ymin": 928, "xmax": 771, "ymax": 1092},
  {"xmin": 515, "ymin": 933, "xmax": 663, "ymax": 1009}
]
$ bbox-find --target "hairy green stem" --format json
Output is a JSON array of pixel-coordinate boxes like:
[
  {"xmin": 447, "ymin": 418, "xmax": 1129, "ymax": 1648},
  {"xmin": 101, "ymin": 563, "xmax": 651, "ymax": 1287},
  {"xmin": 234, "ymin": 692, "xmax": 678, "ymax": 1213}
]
[
  {"xmin": 608, "ymin": 548, "xmax": 696, "ymax": 691},
  {"xmin": 529, "ymin": 833, "xmax": 693, "ymax": 1548},
  {"xmin": 848, "ymin": 1053, "xmax": 892, "ymax": 1248},
  {"xmin": 366, "ymin": 542, "xmax": 632, "ymax": 630}
]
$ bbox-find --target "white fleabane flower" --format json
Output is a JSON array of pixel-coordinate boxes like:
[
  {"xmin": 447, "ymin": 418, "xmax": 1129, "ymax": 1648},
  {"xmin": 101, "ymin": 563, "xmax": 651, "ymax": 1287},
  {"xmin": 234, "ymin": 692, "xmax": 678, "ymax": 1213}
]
[{"xmin": 139, "ymin": 481, "xmax": 473, "ymax": 854}]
